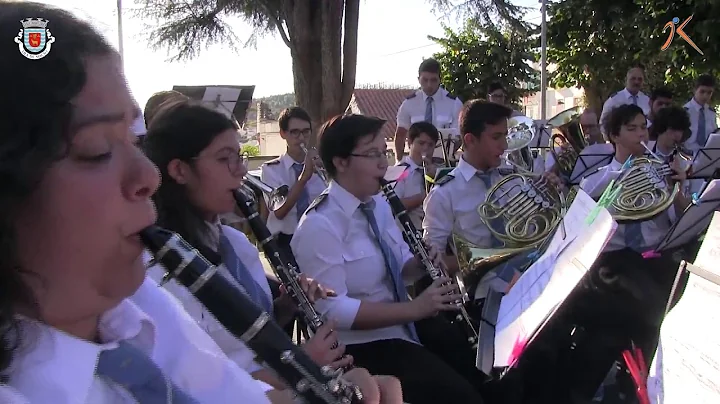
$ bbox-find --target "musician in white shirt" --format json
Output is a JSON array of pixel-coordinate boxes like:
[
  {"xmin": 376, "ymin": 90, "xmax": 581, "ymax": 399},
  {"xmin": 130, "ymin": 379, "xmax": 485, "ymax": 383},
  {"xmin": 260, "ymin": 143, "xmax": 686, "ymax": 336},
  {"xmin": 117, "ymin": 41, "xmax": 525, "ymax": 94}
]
[
  {"xmin": 260, "ymin": 107, "xmax": 327, "ymax": 256},
  {"xmin": 292, "ymin": 114, "xmax": 488, "ymax": 404},
  {"xmin": 0, "ymin": 3, "xmax": 387, "ymax": 403},
  {"xmin": 394, "ymin": 58, "xmax": 463, "ymax": 159},
  {"xmin": 646, "ymin": 87, "xmax": 673, "ymax": 128},
  {"xmin": 580, "ymin": 104, "xmax": 690, "ymax": 253},
  {"xmin": 392, "ymin": 121, "xmax": 439, "ymax": 229},
  {"xmin": 487, "ymin": 81, "xmax": 525, "ymax": 117},
  {"xmin": 544, "ymin": 108, "xmax": 604, "ymax": 172},
  {"xmin": 599, "ymin": 64, "xmax": 651, "ymax": 135},
  {"xmin": 683, "ymin": 74, "xmax": 718, "ymax": 155}
]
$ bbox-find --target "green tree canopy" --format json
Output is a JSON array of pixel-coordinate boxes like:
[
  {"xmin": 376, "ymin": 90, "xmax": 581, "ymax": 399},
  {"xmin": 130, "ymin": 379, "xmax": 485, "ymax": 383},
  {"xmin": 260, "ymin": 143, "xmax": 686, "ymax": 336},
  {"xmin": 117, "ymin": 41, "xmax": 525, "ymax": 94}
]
[
  {"xmin": 548, "ymin": 0, "xmax": 720, "ymax": 113},
  {"xmin": 241, "ymin": 144, "xmax": 261, "ymax": 157},
  {"xmin": 429, "ymin": 20, "xmax": 539, "ymax": 107}
]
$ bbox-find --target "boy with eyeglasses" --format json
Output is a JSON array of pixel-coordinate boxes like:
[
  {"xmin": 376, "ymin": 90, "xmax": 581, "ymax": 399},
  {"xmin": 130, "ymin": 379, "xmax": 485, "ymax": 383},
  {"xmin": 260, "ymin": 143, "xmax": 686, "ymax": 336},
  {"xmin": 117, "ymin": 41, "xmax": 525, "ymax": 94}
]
[{"xmin": 260, "ymin": 107, "xmax": 327, "ymax": 257}]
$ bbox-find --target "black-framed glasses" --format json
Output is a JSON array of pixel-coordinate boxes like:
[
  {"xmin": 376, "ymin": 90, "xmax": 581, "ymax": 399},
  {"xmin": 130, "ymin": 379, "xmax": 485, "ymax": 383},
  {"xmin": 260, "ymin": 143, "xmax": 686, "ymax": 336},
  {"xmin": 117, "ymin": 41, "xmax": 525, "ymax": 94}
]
[
  {"xmin": 193, "ymin": 152, "xmax": 248, "ymax": 173},
  {"xmin": 350, "ymin": 150, "xmax": 390, "ymax": 160},
  {"xmin": 288, "ymin": 128, "xmax": 312, "ymax": 138}
]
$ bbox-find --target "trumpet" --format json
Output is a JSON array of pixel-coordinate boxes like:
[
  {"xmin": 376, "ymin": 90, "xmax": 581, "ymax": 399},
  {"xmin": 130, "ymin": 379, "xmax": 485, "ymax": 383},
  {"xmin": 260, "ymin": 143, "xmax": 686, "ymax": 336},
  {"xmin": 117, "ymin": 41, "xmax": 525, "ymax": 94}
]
[
  {"xmin": 241, "ymin": 174, "xmax": 288, "ymax": 211},
  {"xmin": 300, "ymin": 143, "xmax": 330, "ymax": 185}
]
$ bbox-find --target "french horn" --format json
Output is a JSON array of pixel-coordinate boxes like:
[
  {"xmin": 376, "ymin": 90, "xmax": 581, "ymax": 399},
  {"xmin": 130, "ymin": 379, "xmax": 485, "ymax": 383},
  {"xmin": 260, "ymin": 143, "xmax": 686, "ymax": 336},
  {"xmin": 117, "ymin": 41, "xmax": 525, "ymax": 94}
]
[
  {"xmin": 548, "ymin": 107, "xmax": 587, "ymax": 177},
  {"xmin": 610, "ymin": 144, "xmax": 679, "ymax": 222}
]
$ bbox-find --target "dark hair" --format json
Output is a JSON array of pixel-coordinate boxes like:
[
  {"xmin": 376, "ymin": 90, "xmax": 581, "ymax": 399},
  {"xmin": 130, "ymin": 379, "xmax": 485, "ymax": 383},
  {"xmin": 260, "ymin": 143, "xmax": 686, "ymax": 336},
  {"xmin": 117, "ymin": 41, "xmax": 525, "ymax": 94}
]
[
  {"xmin": 144, "ymin": 90, "xmax": 189, "ymax": 127},
  {"xmin": 0, "ymin": 2, "xmax": 115, "ymax": 378},
  {"xmin": 488, "ymin": 81, "xmax": 506, "ymax": 94},
  {"xmin": 695, "ymin": 73, "xmax": 716, "ymax": 89},
  {"xmin": 418, "ymin": 58, "xmax": 440, "ymax": 76},
  {"xmin": 278, "ymin": 107, "xmax": 312, "ymax": 132},
  {"xmin": 143, "ymin": 103, "xmax": 237, "ymax": 259},
  {"xmin": 407, "ymin": 121, "xmax": 439, "ymax": 144},
  {"xmin": 459, "ymin": 99, "xmax": 512, "ymax": 138},
  {"xmin": 318, "ymin": 114, "xmax": 386, "ymax": 178},
  {"xmin": 650, "ymin": 87, "xmax": 673, "ymax": 101},
  {"xmin": 649, "ymin": 106, "xmax": 691, "ymax": 141},
  {"xmin": 602, "ymin": 104, "xmax": 645, "ymax": 142}
]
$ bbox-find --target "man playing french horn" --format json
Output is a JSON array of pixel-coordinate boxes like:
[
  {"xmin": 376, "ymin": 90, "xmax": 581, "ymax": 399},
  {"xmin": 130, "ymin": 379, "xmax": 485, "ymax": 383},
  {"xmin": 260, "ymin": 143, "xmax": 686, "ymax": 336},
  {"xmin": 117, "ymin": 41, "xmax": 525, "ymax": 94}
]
[
  {"xmin": 579, "ymin": 104, "xmax": 691, "ymax": 252},
  {"xmin": 423, "ymin": 100, "xmax": 564, "ymax": 297}
]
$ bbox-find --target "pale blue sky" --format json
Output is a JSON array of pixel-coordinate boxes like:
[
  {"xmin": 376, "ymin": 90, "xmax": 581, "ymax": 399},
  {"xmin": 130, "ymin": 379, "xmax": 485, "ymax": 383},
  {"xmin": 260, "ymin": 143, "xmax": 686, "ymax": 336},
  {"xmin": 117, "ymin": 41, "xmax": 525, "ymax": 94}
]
[{"xmin": 38, "ymin": 0, "xmax": 540, "ymax": 106}]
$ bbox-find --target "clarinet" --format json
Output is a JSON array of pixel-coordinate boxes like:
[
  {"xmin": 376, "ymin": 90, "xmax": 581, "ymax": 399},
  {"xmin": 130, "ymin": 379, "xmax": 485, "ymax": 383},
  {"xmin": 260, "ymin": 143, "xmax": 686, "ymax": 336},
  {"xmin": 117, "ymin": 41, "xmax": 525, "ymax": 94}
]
[
  {"xmin": 379, "ymin": 178, "xmax": 479, "ymax": 347},
  {"xmin": 140, "ymin": 225, "xmax": 363, "ymax": 404},
  {"xmin": 232, "ymin": 189, "xmax": 333, "ymax": 346}
]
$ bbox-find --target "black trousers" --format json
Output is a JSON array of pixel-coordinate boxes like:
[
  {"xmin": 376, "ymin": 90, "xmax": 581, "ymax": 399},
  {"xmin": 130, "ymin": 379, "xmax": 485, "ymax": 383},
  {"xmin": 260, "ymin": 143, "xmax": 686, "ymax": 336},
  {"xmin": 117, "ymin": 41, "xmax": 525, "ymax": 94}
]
[{"xmin": 344, "ymin": 315, "xmax": 488, "ymax": 404}]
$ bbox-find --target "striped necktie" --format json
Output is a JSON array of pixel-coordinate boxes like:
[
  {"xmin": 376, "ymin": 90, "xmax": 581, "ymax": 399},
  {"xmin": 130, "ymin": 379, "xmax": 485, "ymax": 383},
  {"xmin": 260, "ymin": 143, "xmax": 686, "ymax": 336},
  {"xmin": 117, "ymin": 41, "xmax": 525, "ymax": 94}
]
[
  {"xmin": 96, "ymin": 340, "xmax": 199, "ymax": 403},
  {"xmin": 359, "ymin": 200, "xmax": 419, "ymax": 342},
  {"xmin": 631, "ymin": 94, "xmax": 638, "ymax": 105}
]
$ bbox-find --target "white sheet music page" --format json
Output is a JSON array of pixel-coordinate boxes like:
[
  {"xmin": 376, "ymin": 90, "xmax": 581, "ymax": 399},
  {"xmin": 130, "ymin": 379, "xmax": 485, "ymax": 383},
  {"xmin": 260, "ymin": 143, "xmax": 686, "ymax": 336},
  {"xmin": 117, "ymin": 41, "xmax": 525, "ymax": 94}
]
[
  {"xmin": 493, "ymin": 190, "xmax": 616, "ymax": 367},
  {"xmin": 649, "ymin": 213, "xmax": 720, "ymax": 404}
]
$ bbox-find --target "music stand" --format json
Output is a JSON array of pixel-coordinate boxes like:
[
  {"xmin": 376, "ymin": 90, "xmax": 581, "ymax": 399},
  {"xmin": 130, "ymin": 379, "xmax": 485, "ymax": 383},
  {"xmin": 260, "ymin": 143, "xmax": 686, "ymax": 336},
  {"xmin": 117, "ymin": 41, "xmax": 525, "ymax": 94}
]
[
  {"xmin": 530, "ymin": 120, "xmax": 552, "ymax": 150},
  {"xmin": 568, "ymin": 143, "xmax": 615, "ymax": 185},
  {"xmin": 655, "ymin": 179, "xmax": 720, "ymax": 253},
  {"xmin": 436, "ymin": 128, "xmax": 459, "ymax": 165},
  {"xmin": 172, "ymin": 85, "xmax": 255, "ymax": 126},
  {"xmin": 689, "ymin": 133, "xmax": 720, "ymax": 179}
]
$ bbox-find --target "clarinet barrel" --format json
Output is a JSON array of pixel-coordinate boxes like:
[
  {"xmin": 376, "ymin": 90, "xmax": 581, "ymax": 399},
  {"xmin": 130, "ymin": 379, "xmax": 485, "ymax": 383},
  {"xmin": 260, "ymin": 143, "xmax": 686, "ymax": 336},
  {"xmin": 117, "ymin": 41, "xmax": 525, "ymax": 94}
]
[{"xmin": 140, "ymin": 225, "xmax": 363, "ymax": 404}]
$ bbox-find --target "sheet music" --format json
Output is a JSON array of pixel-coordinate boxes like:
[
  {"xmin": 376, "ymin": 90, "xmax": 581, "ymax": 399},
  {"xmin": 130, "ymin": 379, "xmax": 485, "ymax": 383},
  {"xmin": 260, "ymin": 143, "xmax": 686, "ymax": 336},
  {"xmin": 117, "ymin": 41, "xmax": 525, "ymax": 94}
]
[
  {"xmin": 693, "ymin": 211, "xmax": 720, "ymax": 269},
  {"xmin": 648, "ymin": 266, "xmax": 720, "ymax": 403},
  {"xmin": 656, "ymin": 179, "xmax": 720, "ymax": 252},
  {"xmin": 493, "ymin": 190, "xmax": 616, "ymax": 366},
  {"xmin": 691, "ymin": 133, "xmax": 720, "ymax": 178}
]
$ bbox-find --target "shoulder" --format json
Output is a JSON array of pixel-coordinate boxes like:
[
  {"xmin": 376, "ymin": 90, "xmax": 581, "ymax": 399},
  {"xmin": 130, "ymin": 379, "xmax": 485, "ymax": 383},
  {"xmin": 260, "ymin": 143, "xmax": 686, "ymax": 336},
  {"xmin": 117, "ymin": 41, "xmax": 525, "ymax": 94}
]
[
  {"xmin": 263, "ymin": 157, "xmax": 281, "ymax": 166},
  {"xmin": 405, "ymin": 92, "xmax": 418, "ymax": 100},
  {"xmin": 396, "ymin": 161, "xmax": 410, "ymax": 168},
  {"xmin": 435, "ymin": 174, "xmax": 455, "ymax": 186},
  {"xmin": 445, "ymin": 92, "xmax": 458, "ymax": 100},
  {"xmin": 220, "ymin": 225, "xmax": 255, "ymax": 252},
  {"xmin": 305, "ymin": 190, "xmax": 330, "ymax": 213}
]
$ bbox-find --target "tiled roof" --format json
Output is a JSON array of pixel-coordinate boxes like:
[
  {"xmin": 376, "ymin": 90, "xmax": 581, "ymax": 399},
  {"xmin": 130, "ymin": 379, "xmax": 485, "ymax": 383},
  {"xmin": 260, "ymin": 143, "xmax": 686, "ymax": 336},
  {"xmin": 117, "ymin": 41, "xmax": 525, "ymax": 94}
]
[{"xmin": 347, "ymin": 88, "xmax": 416, "ymax": 140}]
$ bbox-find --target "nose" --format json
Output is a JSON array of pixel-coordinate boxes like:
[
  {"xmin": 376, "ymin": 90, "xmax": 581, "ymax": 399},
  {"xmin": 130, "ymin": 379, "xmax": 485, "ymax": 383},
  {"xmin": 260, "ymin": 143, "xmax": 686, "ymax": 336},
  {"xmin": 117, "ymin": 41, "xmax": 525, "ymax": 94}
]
[{"xmin": 124, "ymin": 145, "xmax": 160, "ymax": 201}]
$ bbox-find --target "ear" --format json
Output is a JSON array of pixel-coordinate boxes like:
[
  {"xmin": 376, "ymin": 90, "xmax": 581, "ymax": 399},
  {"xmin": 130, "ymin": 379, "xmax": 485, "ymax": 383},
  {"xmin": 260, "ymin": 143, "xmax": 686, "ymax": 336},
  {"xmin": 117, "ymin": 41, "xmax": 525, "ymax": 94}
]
[
  {"xmin": 279, "ymin": 131, "xmax": 288, "ymax": 141},
  {"xmin": 332, "ymin": 156, "xmax": 349, "ymax": 174},
  {"xmin": 166, "ymin": 158, "xmax": 191, "ymax": 185},
  {"xmin": 462, "ymin": 132, "xmax": 475, "ymax": 148}
]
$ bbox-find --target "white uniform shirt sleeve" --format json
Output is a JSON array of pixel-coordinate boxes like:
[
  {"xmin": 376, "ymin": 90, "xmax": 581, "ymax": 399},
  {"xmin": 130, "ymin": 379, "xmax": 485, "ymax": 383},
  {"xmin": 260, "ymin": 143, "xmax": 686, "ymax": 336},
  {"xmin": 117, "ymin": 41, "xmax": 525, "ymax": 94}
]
[
  {"xmin": 0, "ymin": 385, "xmax": 30, "ymax": 404},
  {"xmin": 396, "ymin": 99, "xmax": 412, "ymax": 130},
  {"xmin": 422, "ymin": 187, "xmax": 454, "ymax": 249},
  {"xmin": 579, "ymin": 166, "xmax": 621, "ymax": 200},
  {"xmin": 291, "ymin": 215, "xmax": 362, "ymax": 329}
]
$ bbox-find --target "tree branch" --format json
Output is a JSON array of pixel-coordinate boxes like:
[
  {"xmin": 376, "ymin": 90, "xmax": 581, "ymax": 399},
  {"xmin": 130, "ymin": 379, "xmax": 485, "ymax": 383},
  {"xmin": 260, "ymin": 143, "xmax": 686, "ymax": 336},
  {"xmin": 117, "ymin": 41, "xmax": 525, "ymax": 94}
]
[{"xmin": 340, "ymin": 0, "xmax": 360, "ymax": 109}]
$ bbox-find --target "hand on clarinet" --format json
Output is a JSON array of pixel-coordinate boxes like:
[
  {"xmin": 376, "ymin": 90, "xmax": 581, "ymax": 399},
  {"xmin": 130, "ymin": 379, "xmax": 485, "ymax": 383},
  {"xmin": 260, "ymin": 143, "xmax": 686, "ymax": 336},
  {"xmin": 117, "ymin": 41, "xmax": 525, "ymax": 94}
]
[
  {"xmin": 301, "ymin": 321, "xmax": 353, "ymax": 369},
  {"xmin": 279, "ymin": 274, "xmax": 336, "ymax": 304},
  {"xmin": 423, "ymin": 242, "xmax": 448, "ymax": 273},
  {"xmin": 411, "ymin": 277, "xmax": 461, "ymax": 319}
]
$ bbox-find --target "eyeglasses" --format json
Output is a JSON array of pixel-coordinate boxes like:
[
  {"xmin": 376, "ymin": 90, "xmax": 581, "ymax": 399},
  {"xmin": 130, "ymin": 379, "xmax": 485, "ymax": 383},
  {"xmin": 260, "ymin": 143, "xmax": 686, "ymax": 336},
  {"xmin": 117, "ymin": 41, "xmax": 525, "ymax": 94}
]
[
  {"xmin": 288, "ymin": 128, "xmax": 312, "ymax": 138},
  {"xmin": 350, "ymin": 150, "xmax": 390, "ymax": 160},
  {"xmin": 193, "ymin": 152, "xmax": 247, "ymax": 173}
]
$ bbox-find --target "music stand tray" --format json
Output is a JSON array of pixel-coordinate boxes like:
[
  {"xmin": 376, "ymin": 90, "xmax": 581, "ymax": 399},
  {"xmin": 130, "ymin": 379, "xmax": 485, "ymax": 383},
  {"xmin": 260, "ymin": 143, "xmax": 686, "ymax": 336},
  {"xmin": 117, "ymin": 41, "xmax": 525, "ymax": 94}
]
[{"xmin": 690, "ymin": 133, "xmax": 720, "ymax": 179}]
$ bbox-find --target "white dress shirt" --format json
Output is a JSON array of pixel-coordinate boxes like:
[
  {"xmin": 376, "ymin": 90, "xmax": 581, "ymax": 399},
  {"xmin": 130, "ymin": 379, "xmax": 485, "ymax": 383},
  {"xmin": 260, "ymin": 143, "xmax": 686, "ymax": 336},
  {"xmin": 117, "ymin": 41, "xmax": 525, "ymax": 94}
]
[
  {"xmin": 683, "ymin": 98, "xmax": 718, "ymax": 154},
  {"xmin": 146, "ymin": 224, "xmax": 273, "ymax": 376},
  {"xmin": 579, "ymin": 157, "xmax": 676, "ymax": 252},
  {"xmin": 261, "ymin": 153, "xmax": 327, "ymax": 236},
  {"xmin": 422, "ymin": 156, "xmax": 503, "ymax": 250},
  {"xmin": 599, "ymin": 88, "xmax": 651, "ymax": 135},
  {"xmin": 392, "ymin": 156, "xmax": 426, "ymax": 229},
  {"xmin": 396, "ymin": 87, "xmax": 463, "ymax": 131},
  {"xmin": 4, "ymin": 276, "xmax": 273, "ymax": 403},
  {"xmin": 290, "ymin": 182, "xmax": 423, "ymax": 346}
]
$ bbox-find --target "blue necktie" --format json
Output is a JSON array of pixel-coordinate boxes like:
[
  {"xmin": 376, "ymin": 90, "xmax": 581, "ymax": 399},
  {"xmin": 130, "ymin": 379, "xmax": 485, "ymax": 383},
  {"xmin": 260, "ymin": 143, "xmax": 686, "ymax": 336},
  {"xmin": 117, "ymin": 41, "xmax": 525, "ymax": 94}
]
[
  {"xmin": 698, "ymin": 107, "xmax": 707, "ymax": 147},
  {"xmin": 424, "ymin": 97, "xmax": 433, "ymax": 123},
  {"xmin": 96, "ymin": 340, "xmax": 199, "ymax": 403},
  {"xmin": 624, "ymin": 222, "xmax": 645, "ymax": 252},
  {"xmin": 631, "ymin": 94, "xmax": 638, "ymax": 105},
  {"xmin": 476, "ymin": 172, "xmax": 504, "ymax": 248},
  {"xmin": 218, "ymin": 229, "xmax": 273, "ymax": 313},
  {"xmin": 292, "ymin": 163, "xmax": 310, "ymax": 217},
  {"xmin": 359, "ymin": 200, "xmax": 419, "ymax": 342}
]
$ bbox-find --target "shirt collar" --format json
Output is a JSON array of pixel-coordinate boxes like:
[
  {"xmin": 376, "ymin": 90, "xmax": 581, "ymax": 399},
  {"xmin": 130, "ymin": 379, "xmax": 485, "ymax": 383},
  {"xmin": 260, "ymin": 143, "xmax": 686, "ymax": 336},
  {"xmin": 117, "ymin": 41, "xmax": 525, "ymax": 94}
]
[
  {"xmin": 400, "ymin": 155, "xmax": 421, "ymax": 170},
  {"xmin": 328, "ymin": 181, "xmax": 364, "ymax": 218},
  {"xmin": 456, "ymin": 155, "xmax": 484, "ymax": 182},
  {"xmin": 689, "ymin": 98, "xmax": 707, "ymax": 111},
  {"xmin": 280, "ymin": 152, "xmax": 302, "ymax": 171},
  {"xmin": 11, "ymin": 299, "xmax": 156, "ymax": 404},
  {"xmin": 422, "ymin": 87, "xmax": 445, "ymax": 102},
  {"xmin": 622, "ymin": 88, "xmax": 641, "ymax": 101}
]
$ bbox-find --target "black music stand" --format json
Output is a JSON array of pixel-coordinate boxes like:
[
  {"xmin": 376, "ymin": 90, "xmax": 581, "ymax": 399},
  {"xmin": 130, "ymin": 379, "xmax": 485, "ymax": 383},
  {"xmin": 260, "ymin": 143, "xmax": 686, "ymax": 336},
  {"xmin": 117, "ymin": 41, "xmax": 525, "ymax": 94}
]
[
  {"xmin": 568, "ymin": 143, "xmax": 615, "ymax": 185},
  {"xmin": 172, "ymin": 85, "xmax": 255, "ymax": 126},
  {"xmin": 689, "ymin": 133, "xmax": 720, "ymax": 179},
  {"xmin": 530, "ymin": 120, "xmax": 552, "ymax": 150},
  {"xmin": 654, "ymin": 179, "xmax": 720, "ymax": 253}
]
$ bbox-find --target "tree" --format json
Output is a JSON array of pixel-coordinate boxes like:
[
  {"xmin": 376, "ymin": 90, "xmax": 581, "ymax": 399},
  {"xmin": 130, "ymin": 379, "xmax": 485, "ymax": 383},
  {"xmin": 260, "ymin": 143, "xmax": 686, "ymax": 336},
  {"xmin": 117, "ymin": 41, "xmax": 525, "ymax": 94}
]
[
  {"xmin": 137, "ymin": 0, "xmax": 361, "ymax": 132},
  {"xmin": 547, "ymin": 0, "xmax": 720, "ymax": 113},
  {"xmin": 429, "ymin": 20, "xmax": 539, "ymax": 107},
  {"xmin": 241, "ymin": 144, "xmax": 261, "ymax": 157}
]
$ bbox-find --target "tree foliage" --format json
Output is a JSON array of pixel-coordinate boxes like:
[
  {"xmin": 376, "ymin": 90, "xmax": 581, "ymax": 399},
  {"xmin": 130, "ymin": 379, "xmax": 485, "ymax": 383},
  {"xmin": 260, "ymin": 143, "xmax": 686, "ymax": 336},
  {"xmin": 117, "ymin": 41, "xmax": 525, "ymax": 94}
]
[
  {"xmin": 429, "ymin": 0, "xmax": 534, "ymax": 34},
  {"xmin": 548, "ymin": 0, "xmax": 720, "ymax": 113},
  {"xmin": 429, "ymin": 20, "xmax": 539, "ymax": 107},
  {"xmin": 241, "ymin": 144, "xmax": 261, "ymax": 157}
]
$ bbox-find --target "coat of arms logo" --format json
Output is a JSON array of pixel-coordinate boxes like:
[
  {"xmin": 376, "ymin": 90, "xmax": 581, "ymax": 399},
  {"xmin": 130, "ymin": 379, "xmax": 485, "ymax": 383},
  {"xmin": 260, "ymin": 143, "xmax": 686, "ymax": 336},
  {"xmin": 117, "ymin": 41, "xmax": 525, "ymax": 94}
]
[{"xmin": 14, "ymin": 18, "xmax": 56, "ymax": 60}]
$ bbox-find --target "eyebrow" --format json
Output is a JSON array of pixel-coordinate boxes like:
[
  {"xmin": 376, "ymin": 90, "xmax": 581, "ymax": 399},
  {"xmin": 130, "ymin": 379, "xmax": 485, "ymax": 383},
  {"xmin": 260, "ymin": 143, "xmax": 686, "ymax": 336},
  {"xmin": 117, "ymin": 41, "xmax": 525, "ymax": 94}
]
[{"xmin": 69, "ymin": 111, "xmax": 128, "ymax": 134}]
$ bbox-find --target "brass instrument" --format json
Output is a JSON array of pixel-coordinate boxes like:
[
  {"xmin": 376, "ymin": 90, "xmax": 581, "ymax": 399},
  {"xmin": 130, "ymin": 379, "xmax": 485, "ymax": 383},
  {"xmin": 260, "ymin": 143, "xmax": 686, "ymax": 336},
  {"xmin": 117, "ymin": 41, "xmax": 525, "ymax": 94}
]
[
  {"xmin": 610, "ymin": 143, "xmax": 679, "ymax": 222},
  {"xmin": 505, "ymin": 115, "xmax": 537, "ymax": 173},
  {"xmin": 300, "ymin": 143, "xmax": 330, "ymax": 185},
  {"xmin": 241, "ymin": 173, "xmax": 288, "ymax": 211},
  {"xmin": 548, "ymin": 107, "xmax": 587, "ymax": 177}
]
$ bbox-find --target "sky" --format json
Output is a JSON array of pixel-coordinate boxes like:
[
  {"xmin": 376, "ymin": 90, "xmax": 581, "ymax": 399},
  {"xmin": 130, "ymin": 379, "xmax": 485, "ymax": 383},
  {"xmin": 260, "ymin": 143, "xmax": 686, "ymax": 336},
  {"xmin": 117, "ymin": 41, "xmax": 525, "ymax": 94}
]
[{"xmin": 37, "ymin": 0, "xmax": 541, "ymax": 107}]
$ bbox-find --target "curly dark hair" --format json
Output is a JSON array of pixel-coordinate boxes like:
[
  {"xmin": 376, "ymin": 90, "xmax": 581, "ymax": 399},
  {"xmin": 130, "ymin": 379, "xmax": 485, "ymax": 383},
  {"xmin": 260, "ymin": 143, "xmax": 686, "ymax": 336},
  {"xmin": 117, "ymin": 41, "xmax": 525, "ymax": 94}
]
[
  {"xmin": 0, "ymin": 2, "xmax": 114, "ymax": 378},
  {"xmin": 649, "ymin": 106, "xmax": 691, "ymax": 142}
]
